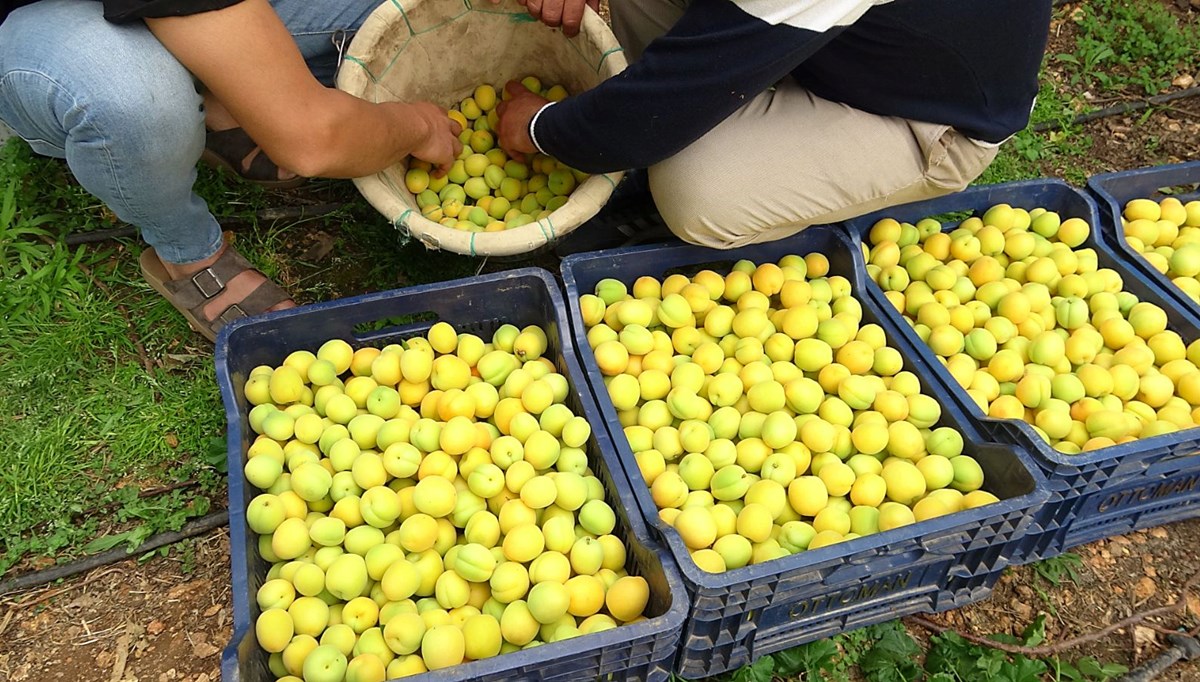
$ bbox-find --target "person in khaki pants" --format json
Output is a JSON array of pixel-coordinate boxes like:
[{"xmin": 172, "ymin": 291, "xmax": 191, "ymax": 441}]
[{"xmin": 497, "ymin": 0, "xmax": 1051, "ymax": 249}]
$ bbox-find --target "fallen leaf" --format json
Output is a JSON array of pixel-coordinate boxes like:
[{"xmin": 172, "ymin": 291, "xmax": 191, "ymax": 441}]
[
  {"xmin": 110, "ymin": 632, "xmax": 131, "ymax": 682},
  {"xmin": 1135, "ymin": 576, "xmax": 1158, "ymax": 602},
  {"xmin": 1187, "ymin": 591, "xmax": 1200, "ymax": 618},
  {"xmin": 1174, "ymin": 74, "xmax": 1195, "ymax": 88},
  {"xmin": 165, "ymin": 433, "xmax": 179, "ymax": 448},
  {"xmin": 203, "ymin": 604, "xmax": 222, "ymax": 618},
  {"xmin": 1134, "ymin": 625, "xmax": 1158, "ymax": 659}
]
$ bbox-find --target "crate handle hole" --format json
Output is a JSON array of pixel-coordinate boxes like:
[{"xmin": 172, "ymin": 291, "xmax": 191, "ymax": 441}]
[
  {"xmin": 1155, "ymin": 182, "xmax": 1200, "ymax": 199},
  {"xmin": 352, "ymin": 311, "xmax": 440, "ymax": 343}
]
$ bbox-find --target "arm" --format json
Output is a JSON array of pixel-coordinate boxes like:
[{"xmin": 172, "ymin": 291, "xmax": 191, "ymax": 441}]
[
  {"xmin": 145, "ymin": 0, "xmax": 461, "ymax": 178},
  {"xmin": 504, "ymin": 0, "xmax": 872, "ymax": 173}
]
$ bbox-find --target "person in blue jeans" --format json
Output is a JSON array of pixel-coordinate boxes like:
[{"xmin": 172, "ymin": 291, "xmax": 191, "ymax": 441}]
[{"xmin": 0, "ymin": 0, "xmax": 462, "ymax": 341}]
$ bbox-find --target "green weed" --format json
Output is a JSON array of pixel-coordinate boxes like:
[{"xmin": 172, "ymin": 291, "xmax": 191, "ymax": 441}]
[
  {"xmin": 1055, "ymin": 0, "xmax": 1200, "ymax": 95},
  {"xmin": 704, "ymin": 615, "xmax": 1128, "ymax": 682},
  {"xmin": 1033, "ymin": 552, "xmax": 1084, "ymax": 587}
]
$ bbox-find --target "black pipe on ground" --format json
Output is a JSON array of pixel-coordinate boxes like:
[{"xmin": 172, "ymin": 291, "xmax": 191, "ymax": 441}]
[{"xmin": 0, "ymin": 511, "xmax": 230, "ymax": 597}]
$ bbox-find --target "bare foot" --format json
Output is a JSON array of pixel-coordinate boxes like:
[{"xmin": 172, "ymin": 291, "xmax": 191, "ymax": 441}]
[{"xmin": 162, "ymin": 243, "xmax": 296, "ymax": 322}]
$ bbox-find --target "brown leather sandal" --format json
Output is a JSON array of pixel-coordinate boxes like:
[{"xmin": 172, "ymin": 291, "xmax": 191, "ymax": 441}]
[
  {"xmin": 140, "ymin": 246, "xmax": 292, "ymax": 342},
  {"xmin": 200, "ymin": 127, "xmax": 308, "ymax": 190}
]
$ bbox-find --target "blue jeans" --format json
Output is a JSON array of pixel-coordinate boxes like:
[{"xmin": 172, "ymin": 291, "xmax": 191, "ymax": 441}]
[{"xmin": 0, "ymin": 0, "xmax": 379, "ymax": 264}]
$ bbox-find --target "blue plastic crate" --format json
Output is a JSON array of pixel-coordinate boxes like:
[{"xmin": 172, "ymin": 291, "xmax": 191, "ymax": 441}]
[
  {"xmin": 844, "ymin": 179, "xmax": 1200, "ymax": 564},
  {"xmin": 214, "ymin": 268, "xmax": 689, "ymax": 682},
  {"xmin": 560, "ymin": 225, "xmax": 1048, "ymax": 679},
  {"xmin": 1088, "ymin": 161, "xmax": 1200, "ymax": 315}
]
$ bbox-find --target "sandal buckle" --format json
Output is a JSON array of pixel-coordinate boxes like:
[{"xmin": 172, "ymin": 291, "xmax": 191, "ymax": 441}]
[
  {"xmin": 217, "ymin": 305, "xmax": 247, "ymax": 325},
  {"xmin": 191, "ymin": 268, "xmax": 225, "ymax": 299}
]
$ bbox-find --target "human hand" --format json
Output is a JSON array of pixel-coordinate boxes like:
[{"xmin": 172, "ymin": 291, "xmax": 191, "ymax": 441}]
[
  {"xmin": 408, "ymin": 101, "xmax": 463, "ymax": 176},
  {"xmin": 495, "ymin": 81, "xmax": 551, "ymax": 161},
  {"xmin": 489, "ymin": 0, "xmax": 598, "ymax": 37}
]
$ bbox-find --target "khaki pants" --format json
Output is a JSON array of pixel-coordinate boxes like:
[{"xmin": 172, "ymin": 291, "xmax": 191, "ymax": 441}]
[{"xmin": 608, "ymin": 0, "xmax": 1000, "ymax": 249}]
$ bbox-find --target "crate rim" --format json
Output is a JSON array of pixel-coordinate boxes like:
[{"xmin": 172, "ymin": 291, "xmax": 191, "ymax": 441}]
[
  {"xmin": 215, "ymin": 266, "xmax": 691, "ymax": 682},
  {"xmin": 1087, "ymin": 160, "xmax": 1200, "ymax": 201},
  {"xmin": 1085, "ymin": 160, "xmax": 1200, "ymax": 312},
  {"xmin": 559, "ymin": 224, "xmax": 1051, "ymax": 592},
  {"xmin": 842, "ymin": 177, "xmax": 1200, "ymax": 474}
]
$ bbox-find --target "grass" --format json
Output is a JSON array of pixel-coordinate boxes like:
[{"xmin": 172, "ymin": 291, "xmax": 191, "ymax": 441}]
[{"xmin": 0, "ymin": 140, "xmax": 229, "ymax": 571}]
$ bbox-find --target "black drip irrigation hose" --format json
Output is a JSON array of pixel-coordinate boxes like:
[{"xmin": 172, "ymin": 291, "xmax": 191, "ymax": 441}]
[
  {"xmin": 1030, "ymin": 86, "xmax": 1200, "ymax": 134},
  {"xmin": 0, "ymin": 511, "xmax": 229, "ymax": 597}
]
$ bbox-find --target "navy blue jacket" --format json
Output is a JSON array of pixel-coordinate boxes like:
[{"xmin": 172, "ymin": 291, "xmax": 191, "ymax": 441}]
[{"xmin": 536, "ymin": 0, "xmax": 1052, "ymax": 173}]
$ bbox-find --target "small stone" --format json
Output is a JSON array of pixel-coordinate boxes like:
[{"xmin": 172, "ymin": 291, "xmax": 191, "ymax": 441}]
[
  {"xmin": 147, "ymin": 620, "xmax": 165, "ymax": 636},
  {"xmin": 95, "ymin": 650, "xmax": 114, "ymax": 669},
  {"xmin": 1174, "ymin": 74, "xmax": 1195, "ymax": 88},
  {"xmin": 1151, "ymin": 527, "xmax": 1169, "ymax": 539},
  {"xmin": 192, "ymin": 642, "xmax": 219, "ymax": 659}
]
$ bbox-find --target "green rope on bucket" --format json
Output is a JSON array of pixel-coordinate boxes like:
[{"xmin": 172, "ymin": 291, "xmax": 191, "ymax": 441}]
[
  {"xmin": 597, "ymin": 46, "xmax": 624, "ymax": 72},
  {"xmin": 342, "ymin": 55, "xmax": 377, "ymax": 83},
  {"xmin": 390, "ymin": 213, "xmax": 413, "ymax": 245},
  {"xmin": 537, "ymin": 217, "xmax": 557, "ymax": 243},
  {"xmin": 389, "ymin": 0, "xmax": 416, "ymax": 35},
  {"xmin": 469, "ymin": 232, "xmax": 478, "ymax": 257}
]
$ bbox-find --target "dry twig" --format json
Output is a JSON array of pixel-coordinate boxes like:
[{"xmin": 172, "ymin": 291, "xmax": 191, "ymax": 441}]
[{"xmin": 906, "ymin": 568, "xmax": 1200, "ymax": 657}]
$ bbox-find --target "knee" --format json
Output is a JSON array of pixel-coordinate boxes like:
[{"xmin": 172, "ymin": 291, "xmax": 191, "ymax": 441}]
[
  {"xmin": 648, "ymin": 162, "xmax": 771, "ymax": 250},
  {"xmin": 72, "ymin": 75, "xmax": 205, "ymax": 169},
  {"xmin": 0, "ymin": 1, "xmax": 205, "ymax": 168}
]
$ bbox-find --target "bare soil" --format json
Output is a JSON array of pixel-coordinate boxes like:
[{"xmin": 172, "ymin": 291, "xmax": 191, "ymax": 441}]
[{"xmin": 0, "ymin": 532, "xmax": 231, "ymax": 682}]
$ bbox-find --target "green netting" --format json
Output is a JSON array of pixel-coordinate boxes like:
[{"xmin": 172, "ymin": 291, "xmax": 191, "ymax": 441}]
[{"xmin": 337, "ymin": 0, "xmax": 628, "ymax": 256}]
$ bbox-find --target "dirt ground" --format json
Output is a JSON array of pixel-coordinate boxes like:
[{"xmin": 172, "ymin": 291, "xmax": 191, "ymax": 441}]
[
  {"xmin": 0, "ymin": 531, "xmax": 231, "ymax": 682},
  {"xmin": 924, "ymin": 519, "xmax": 1200, "ymax": 680}
]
